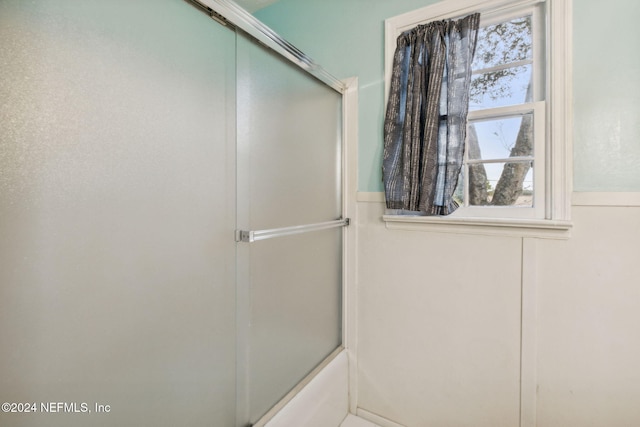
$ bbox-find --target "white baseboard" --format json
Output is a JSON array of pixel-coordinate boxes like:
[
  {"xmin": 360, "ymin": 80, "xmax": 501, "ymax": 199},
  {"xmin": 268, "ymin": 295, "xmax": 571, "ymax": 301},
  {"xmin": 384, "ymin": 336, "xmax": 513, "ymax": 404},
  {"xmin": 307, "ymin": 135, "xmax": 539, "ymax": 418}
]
[{"xmin": 356, "ymin": 408, "xmax": 406, "ymax": 427}]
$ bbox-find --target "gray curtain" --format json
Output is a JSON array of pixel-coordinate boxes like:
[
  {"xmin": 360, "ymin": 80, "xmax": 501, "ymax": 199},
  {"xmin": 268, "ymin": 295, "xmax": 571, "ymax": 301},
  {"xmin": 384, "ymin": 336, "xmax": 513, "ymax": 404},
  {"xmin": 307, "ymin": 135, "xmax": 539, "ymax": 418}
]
[{"xmin": 383, "ymin": 13, "xmax": 480, "ymax": 215}]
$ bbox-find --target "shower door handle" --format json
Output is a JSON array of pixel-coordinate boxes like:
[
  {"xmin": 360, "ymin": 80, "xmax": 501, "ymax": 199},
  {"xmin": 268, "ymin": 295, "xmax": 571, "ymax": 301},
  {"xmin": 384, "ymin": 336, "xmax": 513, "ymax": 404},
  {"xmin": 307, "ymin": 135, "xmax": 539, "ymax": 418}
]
[{"xmin": 235, "ymin": 218, "xmax": 349, "ymax": 243}]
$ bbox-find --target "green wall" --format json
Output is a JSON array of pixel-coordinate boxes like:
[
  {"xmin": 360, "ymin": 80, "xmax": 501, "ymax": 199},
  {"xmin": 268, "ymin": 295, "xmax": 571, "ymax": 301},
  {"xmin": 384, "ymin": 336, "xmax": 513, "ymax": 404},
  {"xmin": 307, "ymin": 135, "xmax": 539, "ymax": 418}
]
[
  {"xmin": 573, "ymin": 0, "xmax": 640, "ymax": 191},
  {"xmin": 256, "ymin": 0, "xmax": 640, "ymax": 192},
  {"xmin": 256, "ymin": 0, "xmax": 439, "ymax": 192}
]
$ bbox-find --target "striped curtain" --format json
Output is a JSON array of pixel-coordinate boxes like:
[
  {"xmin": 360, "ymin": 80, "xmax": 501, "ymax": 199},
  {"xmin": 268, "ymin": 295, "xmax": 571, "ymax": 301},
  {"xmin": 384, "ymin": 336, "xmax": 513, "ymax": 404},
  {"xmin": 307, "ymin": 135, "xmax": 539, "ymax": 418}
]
[{"xmin": 383, "ymin": 13, "xmax": 480, "ymax": 215}]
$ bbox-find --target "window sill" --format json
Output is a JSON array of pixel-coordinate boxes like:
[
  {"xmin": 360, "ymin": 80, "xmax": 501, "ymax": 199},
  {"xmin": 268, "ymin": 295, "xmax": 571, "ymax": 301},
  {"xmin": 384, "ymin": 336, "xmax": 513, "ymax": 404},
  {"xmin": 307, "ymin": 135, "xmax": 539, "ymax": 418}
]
[{"xmin": 382, "ymin": 215, "xmax": 572, "ymax": 239}]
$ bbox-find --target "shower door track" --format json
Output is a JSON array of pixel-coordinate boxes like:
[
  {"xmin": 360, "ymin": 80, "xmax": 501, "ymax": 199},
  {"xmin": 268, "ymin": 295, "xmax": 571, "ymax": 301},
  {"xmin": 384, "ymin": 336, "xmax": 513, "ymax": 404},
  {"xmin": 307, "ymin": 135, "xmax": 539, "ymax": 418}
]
[{"xmin": 184, "ymin": 0, "xmax": 345, "ymax": 93}]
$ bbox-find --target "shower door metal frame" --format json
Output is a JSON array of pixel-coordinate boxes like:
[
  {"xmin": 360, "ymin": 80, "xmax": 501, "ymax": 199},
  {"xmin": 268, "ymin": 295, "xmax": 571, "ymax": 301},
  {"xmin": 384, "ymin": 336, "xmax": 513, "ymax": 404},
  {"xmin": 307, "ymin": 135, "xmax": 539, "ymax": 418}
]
[
  {"xmin": 183, "ymin": 1, "xmax": 357, "ymax": 426},
  {"xmin": 187, "ymin": 0, "xmax": 346, "ymax": 93},
  {"xmin": 247, "ymin": 76, "xmax": 358, "ymax": 427}
]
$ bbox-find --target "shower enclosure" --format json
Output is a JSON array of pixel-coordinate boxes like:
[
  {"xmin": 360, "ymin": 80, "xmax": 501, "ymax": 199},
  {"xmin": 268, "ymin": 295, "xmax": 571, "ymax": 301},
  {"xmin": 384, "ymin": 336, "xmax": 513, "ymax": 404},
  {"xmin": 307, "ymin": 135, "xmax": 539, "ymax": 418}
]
[{"xmin": 0, "ymin": 1, "xmax": 346, "ymax": 426}]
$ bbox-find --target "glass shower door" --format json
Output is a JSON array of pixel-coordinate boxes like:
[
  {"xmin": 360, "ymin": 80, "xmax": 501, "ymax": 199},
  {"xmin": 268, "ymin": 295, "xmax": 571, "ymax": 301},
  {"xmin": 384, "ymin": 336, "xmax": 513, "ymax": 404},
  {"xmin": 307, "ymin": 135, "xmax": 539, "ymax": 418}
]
[
  {"xmin": 0, "ymin": 1, "xmax": 237, "ymax": 426},
  {"xmin": 235, "ymin": 33, "xmax": 344, "ymax": 425},
  {"xmin": 1, "ymin": 1, "xmax": 344, "ymax": 426}
]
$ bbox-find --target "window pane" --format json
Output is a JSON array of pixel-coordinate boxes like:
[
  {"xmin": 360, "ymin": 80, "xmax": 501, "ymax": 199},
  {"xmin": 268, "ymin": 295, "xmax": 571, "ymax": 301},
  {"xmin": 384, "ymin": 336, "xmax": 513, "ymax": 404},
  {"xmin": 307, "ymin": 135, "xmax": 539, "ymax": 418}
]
[
  {"xmin": 468, "ymin": 113, "xmax": 533, "ymax": 160},
  {"xmin": 469, "ymin": 64, "xmax": 532, "ymax": 110},
  {"xmin": 472, "ymin": 16, "xmax": 532, "ymax": 70},
  {"xmin": 467, "ymin": 162, "xmax": 534, "ymax": 207},
  {"xmin": 453, "ymin": 170, "xmax": 464, "ymax": 206}
]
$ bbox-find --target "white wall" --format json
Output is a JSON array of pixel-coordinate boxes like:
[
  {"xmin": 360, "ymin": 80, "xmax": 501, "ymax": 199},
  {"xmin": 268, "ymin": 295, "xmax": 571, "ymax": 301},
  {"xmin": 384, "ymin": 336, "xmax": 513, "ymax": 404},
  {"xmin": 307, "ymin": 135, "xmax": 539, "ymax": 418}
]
[
  {"xmin": 354, "ymin": 197, "xmax": 640, "ymax": 427},
  {"xmin": 356, "ymin": 199, "xmax": 522, "ymax": 427},
  {"xmin": 536, "ymin": 204, "xmax": 640, "ymax": 426}
]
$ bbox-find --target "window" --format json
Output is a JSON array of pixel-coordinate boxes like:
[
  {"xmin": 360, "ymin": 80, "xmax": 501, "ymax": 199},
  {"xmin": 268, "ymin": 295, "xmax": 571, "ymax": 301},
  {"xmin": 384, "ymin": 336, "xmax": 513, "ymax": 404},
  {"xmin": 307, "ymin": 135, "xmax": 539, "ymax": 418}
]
[
  {"xmin": 456, "ymin": 5, "xmax": 544, "ymax": 219},
  {"xmin": 384, "ymin": 0, "xmax": 572, "ymax": 235}
]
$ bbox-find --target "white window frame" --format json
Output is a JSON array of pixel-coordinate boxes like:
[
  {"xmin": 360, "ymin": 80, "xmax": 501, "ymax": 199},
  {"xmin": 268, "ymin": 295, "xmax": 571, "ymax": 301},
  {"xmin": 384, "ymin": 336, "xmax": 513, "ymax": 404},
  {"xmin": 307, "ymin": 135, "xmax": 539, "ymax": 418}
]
[
  {"xmin": 458, "ymin": 3, "xmax": 543, "ymax": 220},
  {"xmin": 382, "ymin": 0, "xmax": 572, "ymax": 238},
  {"xmin": 461, "ymin": 102, "xmax": 545, "ymax": 219}
]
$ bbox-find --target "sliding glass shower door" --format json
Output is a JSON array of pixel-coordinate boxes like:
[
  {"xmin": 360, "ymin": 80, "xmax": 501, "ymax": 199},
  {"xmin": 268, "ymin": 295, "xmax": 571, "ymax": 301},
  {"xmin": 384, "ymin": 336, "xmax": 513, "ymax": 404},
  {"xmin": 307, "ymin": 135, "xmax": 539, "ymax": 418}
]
[
  {"xmin": 235, "ymin": 34, "xmax": 344, "ymax": 425},
  {"xmin": 0, "ymin": 1, "xmax": 344, "ymax": 426},
  {"xmin": 0, "ymin": 1, "xmax": 238, "ymax": 426}
]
